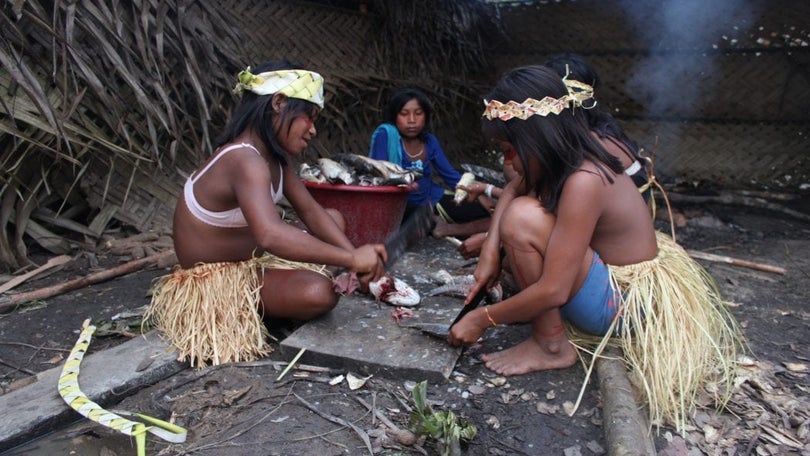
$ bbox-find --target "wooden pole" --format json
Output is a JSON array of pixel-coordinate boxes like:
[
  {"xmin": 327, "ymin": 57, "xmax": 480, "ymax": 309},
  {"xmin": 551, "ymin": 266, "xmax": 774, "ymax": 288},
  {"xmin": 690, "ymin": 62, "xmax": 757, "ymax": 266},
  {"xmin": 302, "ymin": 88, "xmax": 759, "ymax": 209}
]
[
  {"xmin": 0, "ymin": 249, "xmax": 175, "ymax": 313},
  {"xmin": 687, "ymin": 250, "xmax": 786, "ymax": 275},
  {"xmin": 597, "ymin": 347, "xmax": 656, "ymax": 456},
  {"xmin": 0, "ymin": 255, "xmax": 72, "ymax": 294}
]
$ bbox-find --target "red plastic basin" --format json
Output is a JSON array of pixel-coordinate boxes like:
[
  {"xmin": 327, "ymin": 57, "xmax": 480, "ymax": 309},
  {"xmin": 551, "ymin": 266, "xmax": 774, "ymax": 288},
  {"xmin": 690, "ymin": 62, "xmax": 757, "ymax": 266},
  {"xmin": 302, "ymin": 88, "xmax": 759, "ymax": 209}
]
[{"xmin": 303, "ymin": 181, "xmax": 415, "ymax": 246}]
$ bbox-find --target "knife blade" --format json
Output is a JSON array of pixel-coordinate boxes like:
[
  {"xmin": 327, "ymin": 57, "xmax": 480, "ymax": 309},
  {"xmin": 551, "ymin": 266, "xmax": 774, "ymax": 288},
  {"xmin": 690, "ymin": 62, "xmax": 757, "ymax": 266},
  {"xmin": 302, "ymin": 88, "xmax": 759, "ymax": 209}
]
[
  {"xmin": 383, "ymin": 204, "xmax": 434, "ymax": 267},
  {"xmin": 449, "ymin": 249, "xmax": 505, "ymax": 329},
  {"xmin": 398, "ymin": 322, "xmax": 452, "ymax": 339},
  {"xmin": 449, "ymin": 285, "xmax": 489, "ymax": 328},
  {"xmin": 398, "ymin": 285, "xmax": 491, "ymax": 342}
]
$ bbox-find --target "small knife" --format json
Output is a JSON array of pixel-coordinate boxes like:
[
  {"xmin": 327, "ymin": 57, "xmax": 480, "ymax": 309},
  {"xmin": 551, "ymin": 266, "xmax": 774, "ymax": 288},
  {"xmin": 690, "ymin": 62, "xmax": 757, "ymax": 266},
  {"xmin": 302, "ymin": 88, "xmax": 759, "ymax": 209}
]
[
  {"xmin": 399, "ymin": 285, "xmax": 491, "ymax": 341},
  {"xmin": 449, "ymin": 285, "xmax": 489, "ymax": 328}
]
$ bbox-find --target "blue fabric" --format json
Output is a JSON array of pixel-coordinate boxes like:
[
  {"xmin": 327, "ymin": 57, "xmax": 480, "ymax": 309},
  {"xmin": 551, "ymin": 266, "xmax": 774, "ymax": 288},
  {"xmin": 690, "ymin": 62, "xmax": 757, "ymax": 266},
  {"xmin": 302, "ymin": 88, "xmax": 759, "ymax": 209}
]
[
  {"xmin": 369, "ymin": 124, "xmax": 402, "ymax": 165},
  {"xmin": 369, "ymin": 124, "xmax": 461, "ymax": 207},
  {"xmin": 559, "ymin": 252, "xmax": 622, "ymax": 336}
]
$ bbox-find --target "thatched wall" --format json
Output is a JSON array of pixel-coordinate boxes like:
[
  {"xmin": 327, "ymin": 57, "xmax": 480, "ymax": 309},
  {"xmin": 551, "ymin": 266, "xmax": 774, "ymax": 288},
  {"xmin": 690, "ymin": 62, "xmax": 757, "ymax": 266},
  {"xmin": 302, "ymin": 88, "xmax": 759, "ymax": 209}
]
[
  {"xmin": 1, "ymin": 0, "xmax": 246, "ymax": 267},
  {"xmin": 1, "ymin": 0, "xmax": 808, "ymax": 269},
  {"xmin": 0, "ymin": 0, "xmax": 499, "ymax": 269}
]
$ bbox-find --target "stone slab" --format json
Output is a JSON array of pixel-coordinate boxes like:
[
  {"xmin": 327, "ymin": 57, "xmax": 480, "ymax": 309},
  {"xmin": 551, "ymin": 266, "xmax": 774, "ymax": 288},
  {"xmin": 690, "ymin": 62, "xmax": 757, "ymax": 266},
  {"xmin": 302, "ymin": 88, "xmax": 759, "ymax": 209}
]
[
  {"xmin": 0, "ymin": 331, "xmax": 185, "ymax": 452},
  {"xmin": 280, "ymin": 293, "xmax": 463, "ymax": 383},
  {"xmin": 280, "ymin": 239, "xmax": 473, "ymax": 383}
]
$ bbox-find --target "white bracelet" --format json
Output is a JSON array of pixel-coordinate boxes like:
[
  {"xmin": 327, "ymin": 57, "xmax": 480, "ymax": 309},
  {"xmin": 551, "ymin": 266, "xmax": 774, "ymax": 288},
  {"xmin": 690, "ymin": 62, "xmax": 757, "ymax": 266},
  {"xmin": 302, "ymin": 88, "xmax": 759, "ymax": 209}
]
[{"xmin": 485, "ymin": 184, "xmax": 494, "ymax": 199}]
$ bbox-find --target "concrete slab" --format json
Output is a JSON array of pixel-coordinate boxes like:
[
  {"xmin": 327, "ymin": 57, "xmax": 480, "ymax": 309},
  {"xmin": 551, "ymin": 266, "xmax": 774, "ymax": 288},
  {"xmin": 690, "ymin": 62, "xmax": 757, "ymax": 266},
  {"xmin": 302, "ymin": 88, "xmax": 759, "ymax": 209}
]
[
  {"xmin": 280, "ymin": 239, "xmax": 473, "ymax": 383},
  {"xmin": 0, "ymin": 331, "xmax": 185, "ymax": 452}
]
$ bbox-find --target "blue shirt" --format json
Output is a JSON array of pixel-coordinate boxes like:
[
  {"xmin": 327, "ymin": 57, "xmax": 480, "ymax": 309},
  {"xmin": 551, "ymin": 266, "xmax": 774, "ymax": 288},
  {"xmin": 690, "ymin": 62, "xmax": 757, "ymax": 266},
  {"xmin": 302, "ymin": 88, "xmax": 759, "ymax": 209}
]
[{"xmin": 369, "ymin": 124, "xmax": 461, "ymax": 207}]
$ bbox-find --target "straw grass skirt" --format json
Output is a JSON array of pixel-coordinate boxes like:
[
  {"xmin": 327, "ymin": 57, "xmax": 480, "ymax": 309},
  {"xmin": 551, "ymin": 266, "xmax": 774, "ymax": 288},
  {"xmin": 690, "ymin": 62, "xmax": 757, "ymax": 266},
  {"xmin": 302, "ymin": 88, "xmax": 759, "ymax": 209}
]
[
  {"xmin": 571, "ymin": 231, "xmax": 745, "ymax": 433},
  {"xmin": 145, "ymin": 254, "xmax": 329, "ymax": 368}
]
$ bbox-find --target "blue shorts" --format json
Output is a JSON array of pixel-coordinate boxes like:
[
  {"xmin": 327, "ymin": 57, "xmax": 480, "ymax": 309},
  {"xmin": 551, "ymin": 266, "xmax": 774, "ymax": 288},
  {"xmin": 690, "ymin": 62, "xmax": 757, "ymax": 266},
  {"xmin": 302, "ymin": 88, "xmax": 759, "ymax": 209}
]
[{"xmin": 559, "ymin": 252, "xmax": 621, "ymax": 336}]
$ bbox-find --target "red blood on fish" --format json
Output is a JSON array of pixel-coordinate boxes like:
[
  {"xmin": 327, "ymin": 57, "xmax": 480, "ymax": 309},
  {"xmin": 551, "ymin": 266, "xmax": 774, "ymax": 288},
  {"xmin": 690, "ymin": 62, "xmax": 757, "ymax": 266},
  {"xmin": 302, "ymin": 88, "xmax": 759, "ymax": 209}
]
[
  {"xmin": 377, "ymin": 279, "xmax": 397, "ymax": 300},
  {"xmin": 369, "ymin": 275, "xmax": 421, "ymax": 307}
]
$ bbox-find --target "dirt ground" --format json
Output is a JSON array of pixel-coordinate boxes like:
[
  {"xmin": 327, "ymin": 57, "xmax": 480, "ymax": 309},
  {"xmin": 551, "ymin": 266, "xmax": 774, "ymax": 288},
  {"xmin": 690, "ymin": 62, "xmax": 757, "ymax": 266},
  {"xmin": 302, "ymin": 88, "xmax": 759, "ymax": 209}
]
[{"xmin": 1, "ymin": 192, "xmax": 809, "ymax": 456}]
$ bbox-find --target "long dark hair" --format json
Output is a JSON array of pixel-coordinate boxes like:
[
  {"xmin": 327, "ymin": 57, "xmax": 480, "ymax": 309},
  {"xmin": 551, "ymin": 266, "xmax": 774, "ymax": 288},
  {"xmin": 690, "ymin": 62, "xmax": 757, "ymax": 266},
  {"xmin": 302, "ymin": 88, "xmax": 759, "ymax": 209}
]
[
  {"xmin": 382, "ymin": 87, "xmax": 434, "ymax": 142},
  {"xmin": 482, "ymin": 65, "xmax": 623, "ymax": 212},
  {"xmin": 215, "ymin": 60, "xmax": 321, "ymax": 166},
  {"xmin": 544, "ymin": 53, "xmax": 643, "ymax": 163}
]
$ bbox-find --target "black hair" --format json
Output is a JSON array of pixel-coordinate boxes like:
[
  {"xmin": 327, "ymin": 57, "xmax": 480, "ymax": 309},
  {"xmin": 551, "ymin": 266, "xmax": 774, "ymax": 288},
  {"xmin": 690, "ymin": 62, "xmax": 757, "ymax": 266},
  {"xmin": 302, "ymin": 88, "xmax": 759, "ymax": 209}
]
[
  {"xmin": 382, "ymin": 87, "xmax": 433, "ymax": 142},
  {"xmin": 544, "ymin": 53, "xmax": 643, "ymax": 163},
  {"xmin": 482, "ymin": 65, "xmax": 623, "ymax": 212},
  {"xmin": 215, "ymin": 60, "xmax": 321, "ymax": 166}
]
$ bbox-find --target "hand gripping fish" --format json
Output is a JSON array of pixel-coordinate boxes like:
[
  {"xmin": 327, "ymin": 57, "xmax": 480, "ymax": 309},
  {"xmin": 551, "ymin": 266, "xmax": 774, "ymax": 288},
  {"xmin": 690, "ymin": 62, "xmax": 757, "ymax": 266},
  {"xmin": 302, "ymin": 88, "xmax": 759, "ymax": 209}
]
[{"xmin": 58, "ymin": 319, "xmax": 187, "ymax": 456}]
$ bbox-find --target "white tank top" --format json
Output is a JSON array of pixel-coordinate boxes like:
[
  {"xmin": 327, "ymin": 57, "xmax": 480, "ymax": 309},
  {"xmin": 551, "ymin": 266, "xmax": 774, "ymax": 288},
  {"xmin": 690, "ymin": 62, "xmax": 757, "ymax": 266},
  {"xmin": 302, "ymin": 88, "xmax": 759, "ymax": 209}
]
[{"xmin": 183, "ymin": 143, "xmax": 283, "ymax": 228}]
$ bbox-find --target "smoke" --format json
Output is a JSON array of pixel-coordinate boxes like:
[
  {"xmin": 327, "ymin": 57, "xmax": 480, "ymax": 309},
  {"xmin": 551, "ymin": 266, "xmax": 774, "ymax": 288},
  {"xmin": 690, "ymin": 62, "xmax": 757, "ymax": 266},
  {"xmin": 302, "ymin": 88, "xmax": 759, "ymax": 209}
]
[{"xmin": 619, "ymin": 0, "xmax": 761, "ymax": 118}]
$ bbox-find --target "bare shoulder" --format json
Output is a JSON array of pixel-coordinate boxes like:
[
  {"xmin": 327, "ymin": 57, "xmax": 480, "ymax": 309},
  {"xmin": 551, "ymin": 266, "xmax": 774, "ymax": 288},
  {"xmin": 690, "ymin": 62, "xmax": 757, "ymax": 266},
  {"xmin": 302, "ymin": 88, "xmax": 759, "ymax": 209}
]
[
  {"xmin": 223, "ymin": 146, "xmax": 272, "ymax": 179},
  {"xmin": 574, "ymin": 161, "xmax": 656, "ymax": 264},
  {"xmin": 557, "ymin": 163, "xmax": 615, "ymax": 222},
  {"xmin": 566, "ymin": 160, "xmax": 618, "ymax": 193}
]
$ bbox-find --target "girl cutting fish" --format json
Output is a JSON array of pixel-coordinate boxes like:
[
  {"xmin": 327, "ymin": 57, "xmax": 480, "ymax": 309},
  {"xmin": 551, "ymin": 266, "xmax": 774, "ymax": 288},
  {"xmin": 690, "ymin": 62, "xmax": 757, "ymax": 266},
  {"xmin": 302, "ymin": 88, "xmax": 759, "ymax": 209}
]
[{"xmin": 146, "ymin": 60, "xmax": 387, "ymax": 367}]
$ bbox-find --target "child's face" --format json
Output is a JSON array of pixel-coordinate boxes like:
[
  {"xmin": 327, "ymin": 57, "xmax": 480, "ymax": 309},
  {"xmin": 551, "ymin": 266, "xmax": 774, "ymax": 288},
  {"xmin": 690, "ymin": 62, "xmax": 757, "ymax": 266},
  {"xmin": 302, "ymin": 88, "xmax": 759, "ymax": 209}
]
[
  {"xmin": 503, "ymin": 160, "xmax": 518, "ymax": 182},
  {"xmin": 496, "ymin": 141, "xmax": 521, "ymax": 175},
  {"xmin": 275, "ymin": 113, "xmax": 318, "ymax": 155},
  {"xmin": 395, "ymin": 98, "xmax": 426, "ymax": 139},
  {"xmin": 273, "ymin": 103, "xmax": 319, "ymax": 155},
  {"xmin": 496, "ymin": 141, "xmax": 539, "ymax": 182}
]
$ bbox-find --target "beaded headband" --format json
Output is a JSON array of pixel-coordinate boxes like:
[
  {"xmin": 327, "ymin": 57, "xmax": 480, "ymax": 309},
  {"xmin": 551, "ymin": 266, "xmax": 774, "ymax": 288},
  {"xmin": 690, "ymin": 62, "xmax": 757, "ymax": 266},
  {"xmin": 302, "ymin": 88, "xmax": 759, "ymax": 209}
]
[
  {"xmin": 233, "ymin": 68, "xmax": 324, "ymax": 108},
  {"xmin": 482, "ymin": 70, "xmax": 596, "ymax": 121}
]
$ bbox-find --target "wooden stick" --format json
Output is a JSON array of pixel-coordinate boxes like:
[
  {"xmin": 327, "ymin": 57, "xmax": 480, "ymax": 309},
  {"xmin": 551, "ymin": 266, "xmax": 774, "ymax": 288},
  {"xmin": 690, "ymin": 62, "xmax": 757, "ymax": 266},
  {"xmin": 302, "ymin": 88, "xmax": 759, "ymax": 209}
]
[
  {"xmin": 687, "ymin": 250, "xmax": 786, "ymax": 275},
  {"xmin": 276, "ymin": 347, "xmax": 306, "ymax": 381},
  {"xmin": 0, "ymin": 254, "xmax": 72, "ymax": 294},
  {"xmin": 0, "ymin": 249, "xmax": 176, "ymax": 312},
  {"xmin": 662, "ymin": 192, "xmax": 810, "ymax": 223}
]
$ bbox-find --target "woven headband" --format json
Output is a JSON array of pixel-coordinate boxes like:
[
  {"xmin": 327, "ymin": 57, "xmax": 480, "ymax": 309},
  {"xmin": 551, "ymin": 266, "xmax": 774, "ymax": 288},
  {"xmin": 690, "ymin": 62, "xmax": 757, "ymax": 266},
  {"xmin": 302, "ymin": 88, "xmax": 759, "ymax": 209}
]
[
  {"xmin": 482, "ymin": 70, "xmax": 596, "ymax": 121},
  {"xmin": 233, "ymin": 68, "xmax": 324, "ymax": 108}
]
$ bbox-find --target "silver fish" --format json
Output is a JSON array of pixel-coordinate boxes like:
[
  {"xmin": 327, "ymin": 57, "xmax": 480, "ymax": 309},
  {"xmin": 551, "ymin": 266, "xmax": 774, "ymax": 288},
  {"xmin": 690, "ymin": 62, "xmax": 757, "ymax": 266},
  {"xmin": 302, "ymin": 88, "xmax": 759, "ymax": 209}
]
[
  {"xmin": 369, "ymin": 274, "xmax": 421, "ymax": 307},
  {"xmin": 357, "ymin": 175, "xmax": 385, "ymax": 186},
  {"xmin": 428, "ymin": 274, "xmax": 502, "ymax": 303},
  {"xmin": 381, "ymin": 173, "xmax": 416, "ymax": 186},
  {"xmin": 317, "ymin": 158, "xmax": 355, "ymax": 185},
  {"xmin": 335, "ymin": 153, "xmax": 420, "ymax": 184},
  {"xmin": 461, "ymin": 163, "xmax": 506, "ymax": 187},
  {"xmin": 334, "ymin": 153, "xmax": 390, "ymax": 178},
  {"xmin": 299, "ymin": 163, "xmax": 325, "ymax": 183}
]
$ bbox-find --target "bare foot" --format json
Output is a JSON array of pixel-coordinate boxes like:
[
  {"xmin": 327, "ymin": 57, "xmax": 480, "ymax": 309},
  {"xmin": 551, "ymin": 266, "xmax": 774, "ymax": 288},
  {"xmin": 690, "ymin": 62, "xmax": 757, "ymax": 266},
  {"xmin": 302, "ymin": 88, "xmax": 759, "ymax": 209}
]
[
  {"xmin": 431, "ymin": 219, "xmax": 452, "ymax": 238},
  {"xmin": 481, "ymin": 335, "xmax": 577, "ymax": 376}
]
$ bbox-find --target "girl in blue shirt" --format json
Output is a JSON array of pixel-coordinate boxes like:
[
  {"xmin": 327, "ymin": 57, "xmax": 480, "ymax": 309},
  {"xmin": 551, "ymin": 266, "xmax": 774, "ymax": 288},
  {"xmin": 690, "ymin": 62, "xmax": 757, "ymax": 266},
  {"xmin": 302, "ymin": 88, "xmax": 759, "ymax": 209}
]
[{"xmin": 369, "ymin": 87, "xmax": 490, "ymax": 225}]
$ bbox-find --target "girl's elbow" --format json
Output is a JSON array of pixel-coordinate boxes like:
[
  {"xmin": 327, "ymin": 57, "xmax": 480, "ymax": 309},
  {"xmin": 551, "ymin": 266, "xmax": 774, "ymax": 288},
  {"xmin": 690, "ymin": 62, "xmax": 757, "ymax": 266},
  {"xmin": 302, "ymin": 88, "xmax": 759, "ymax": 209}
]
[
  {"xmin": 535, "ymin": 285, "xmax": 570, "ymax": 309},
  {"xmin": 255, "ymin": 232, "xmax": 281, "ymax": 254}
]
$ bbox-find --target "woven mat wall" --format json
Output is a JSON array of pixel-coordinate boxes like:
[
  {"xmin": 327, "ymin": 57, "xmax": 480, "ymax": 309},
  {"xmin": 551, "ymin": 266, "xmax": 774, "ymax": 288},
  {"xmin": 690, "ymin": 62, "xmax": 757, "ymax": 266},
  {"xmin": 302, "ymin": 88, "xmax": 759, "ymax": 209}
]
[
  {"xmin": 234, "ymin": 2, "xmax": 374, "ymax": 73},
  {"xmin": 488, "ymin": 0, "xmax": 810, "ymax": 189},
  {"xmin": 624, "ymin": 120, "xmax": 808, "ymax": 187}
]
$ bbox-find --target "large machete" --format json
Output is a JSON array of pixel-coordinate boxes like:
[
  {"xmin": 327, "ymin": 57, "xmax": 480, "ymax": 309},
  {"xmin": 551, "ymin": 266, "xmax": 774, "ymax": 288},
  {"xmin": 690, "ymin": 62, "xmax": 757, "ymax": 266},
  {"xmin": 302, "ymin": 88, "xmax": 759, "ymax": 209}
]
[{"xmin": 382, "ymin": 204, "xmax": 434, "ymax": 267}]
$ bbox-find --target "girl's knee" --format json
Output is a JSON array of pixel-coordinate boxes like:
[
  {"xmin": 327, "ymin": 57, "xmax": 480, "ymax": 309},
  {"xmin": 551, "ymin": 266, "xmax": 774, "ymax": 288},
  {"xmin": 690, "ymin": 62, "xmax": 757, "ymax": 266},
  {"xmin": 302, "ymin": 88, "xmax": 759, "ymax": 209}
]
[
  {"xmin": 298, "ymin": 279, "xmax": 339, "ymax": 317},
  {"xmin": 500, "ymin": 197, "xmax": 553, "ymax": 244},
  {"xmin": 262, "ymin": 272, "xmax": 337, "ymax": 320}
]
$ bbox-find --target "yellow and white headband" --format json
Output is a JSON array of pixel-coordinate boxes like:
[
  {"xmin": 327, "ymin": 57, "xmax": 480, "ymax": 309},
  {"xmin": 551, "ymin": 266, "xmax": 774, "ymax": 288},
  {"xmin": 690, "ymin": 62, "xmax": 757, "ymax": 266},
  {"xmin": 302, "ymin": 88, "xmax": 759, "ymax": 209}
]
[
  {"xmin": 233, "ymin": 68, "xmax": 325, "ymax": 108},
  {"xmin": 482, "ymin": 70, "xmax": 596, "ymax": 121}
]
